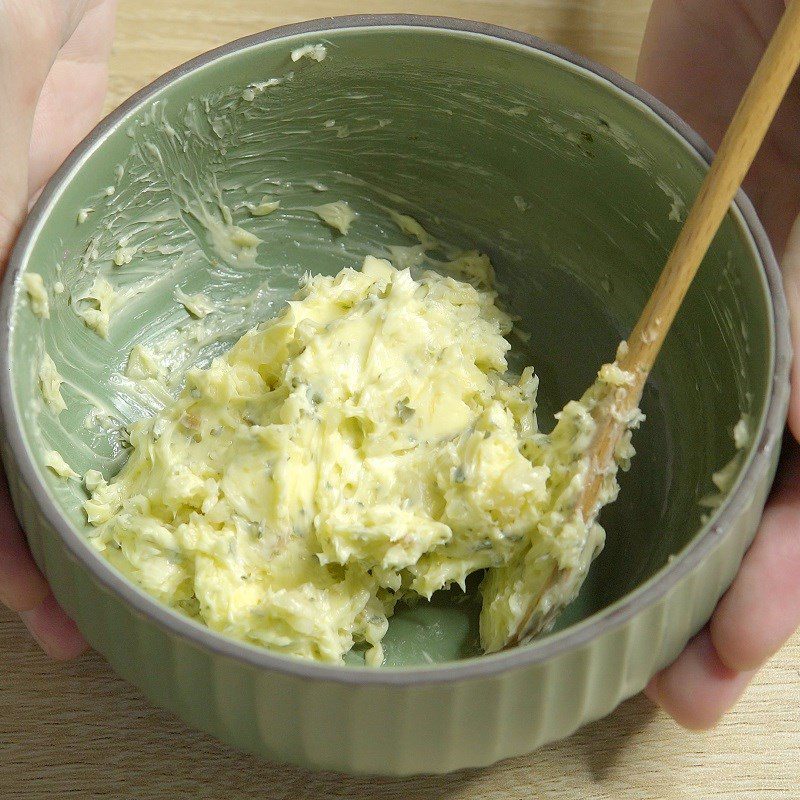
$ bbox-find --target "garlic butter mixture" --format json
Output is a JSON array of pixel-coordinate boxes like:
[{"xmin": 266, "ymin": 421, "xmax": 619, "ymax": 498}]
[{"xmin": 84, "ymin": 254, "xmax": 637, "ymax": 663}]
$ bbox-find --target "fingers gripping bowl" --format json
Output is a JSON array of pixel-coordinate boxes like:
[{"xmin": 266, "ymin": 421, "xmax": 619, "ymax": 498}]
[{"xmin": 0, "ymin": 16, "xmax": 789, "ymax": 774}]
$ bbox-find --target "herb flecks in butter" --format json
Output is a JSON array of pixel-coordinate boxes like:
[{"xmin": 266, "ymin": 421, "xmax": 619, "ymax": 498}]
[
  {"xmin": 479, "ymin": 357, "xmax": 642, "ymax": 653},
  {"xmin": 85, "ymin": 259, "xmax": 638, "ymax": 664}
]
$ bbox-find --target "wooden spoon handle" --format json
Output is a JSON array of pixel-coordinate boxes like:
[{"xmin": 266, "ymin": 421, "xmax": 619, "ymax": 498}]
[
  {"xmin": 580, "ymin": 0, "xmax": 800, "ymax": 542},
  {"xmin": 509, "ymin": 1, "xmax": 800, "ymax": 650},
  {"xmin": 619, "ymin": 0, "xmax": 800, "ymax": 380}
]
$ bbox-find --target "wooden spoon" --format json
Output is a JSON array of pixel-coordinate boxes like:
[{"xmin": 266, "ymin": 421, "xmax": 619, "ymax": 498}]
[{"xmin": 504, "ymin": 0, "xmax": 800, "ymax": 649}]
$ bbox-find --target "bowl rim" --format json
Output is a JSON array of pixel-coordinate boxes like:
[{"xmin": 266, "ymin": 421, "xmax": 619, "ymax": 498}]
[{"xmin": 0, "ymin": 13, "xmax": 791, "ymax": 686}]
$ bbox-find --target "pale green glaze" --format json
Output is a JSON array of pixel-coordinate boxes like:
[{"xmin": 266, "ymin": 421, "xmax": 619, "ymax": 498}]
[{"xmin": 0, "ymin": 17, "xmax": 789, "ymax": 773}]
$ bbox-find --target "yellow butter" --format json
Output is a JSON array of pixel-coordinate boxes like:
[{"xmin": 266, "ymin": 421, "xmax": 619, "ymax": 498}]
[
  {"xmin": 23, "ymin": 273, "xmax": 50, "ymax": 319},
  {"xmin": 86, "ymin": 258, "xmax": 636, "ymax": 663}
]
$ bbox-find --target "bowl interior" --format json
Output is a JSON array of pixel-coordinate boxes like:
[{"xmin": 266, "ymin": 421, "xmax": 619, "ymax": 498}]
[{"xmin": 8, "ymin": 24, "xmax": 773, "ymax": 666}]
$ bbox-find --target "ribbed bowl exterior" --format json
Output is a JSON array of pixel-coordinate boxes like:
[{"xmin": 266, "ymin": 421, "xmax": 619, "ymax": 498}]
[{"xmin": 3, "ymin": 433, "xmax": 778, "ymax": 775}]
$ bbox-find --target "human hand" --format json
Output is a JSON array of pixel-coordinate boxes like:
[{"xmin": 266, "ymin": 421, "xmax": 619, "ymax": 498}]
[
  {"xmin": 638, "ymin": 0, "xmax": 800, "ymax": 728},
  {"xmin": 0, "ymin": 0, "xmax": 116, "ymax": 658}
]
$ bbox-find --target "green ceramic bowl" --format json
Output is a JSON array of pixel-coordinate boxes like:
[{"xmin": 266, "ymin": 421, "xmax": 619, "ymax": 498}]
[{"xmin": 1, "ymin": 15, "xmax": 790, "ymax": 775}]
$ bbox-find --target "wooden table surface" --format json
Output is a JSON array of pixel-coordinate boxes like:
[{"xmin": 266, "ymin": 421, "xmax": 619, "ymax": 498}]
[{"xmin": 3, "ymin": 1, "xmax": 799, "ymax": 797}]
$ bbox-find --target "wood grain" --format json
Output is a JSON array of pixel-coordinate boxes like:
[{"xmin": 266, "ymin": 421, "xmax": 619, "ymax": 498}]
[
  {"xmin": 3, "ymin": 1, "xmax": 799, "ymax": 797},
  {"xmin": 103, "ymin": 0, "xmax": 650, "ymax": 112}
]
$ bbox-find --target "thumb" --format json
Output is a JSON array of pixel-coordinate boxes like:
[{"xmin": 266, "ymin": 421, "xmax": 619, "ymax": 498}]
[{"xmin": 0, "ymin": 3, "xmax": 78, "ymax": 266}]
